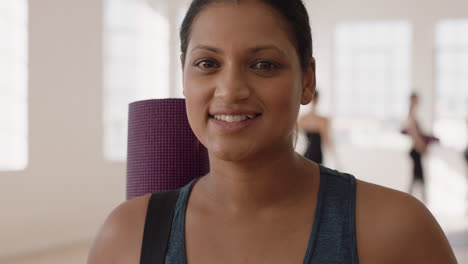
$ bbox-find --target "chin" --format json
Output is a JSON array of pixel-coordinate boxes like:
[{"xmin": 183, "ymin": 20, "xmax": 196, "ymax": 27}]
[{"xmin": 208, "ymin": 143, "xmax": 257, "ymax": 162}]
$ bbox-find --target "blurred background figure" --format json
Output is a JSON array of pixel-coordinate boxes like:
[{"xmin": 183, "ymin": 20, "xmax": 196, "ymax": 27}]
[
  {"xmin": 465, "ymin": 119, "xmax": 468, "ymax": 165},
  {"xmin": 405, "ymin": 93, "xmax": 427, "ymax": 201},
  {"xmin": 465, "ymin": 119, "xmax": 468, "ymax": 212},
  {"xmin": 404, "ymin": 92, "xmax": 438, "ymax": 203},
  {"xmin": 298, "ymin": 91, "xmax": 340, "ymax": 168}
]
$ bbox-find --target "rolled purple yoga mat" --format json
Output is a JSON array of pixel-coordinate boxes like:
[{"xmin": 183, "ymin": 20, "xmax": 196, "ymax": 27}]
[{"xmin": 126, "ymin": 98, "xmax": 209, "ymax": 200}]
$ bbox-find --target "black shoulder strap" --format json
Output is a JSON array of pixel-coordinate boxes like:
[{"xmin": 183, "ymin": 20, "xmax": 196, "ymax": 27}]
[{"xmin": 140, "ymin": 189, "xmax": 180, "ymax": 264}]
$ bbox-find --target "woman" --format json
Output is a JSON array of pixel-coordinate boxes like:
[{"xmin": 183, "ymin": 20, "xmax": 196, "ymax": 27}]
[
  {"xmin": 465, "ymin": 119, "xmax": 468, "ymax": 164},
  {"xmin": 406, "ymin": 93, "xmax": 427, "ymax": 201},
  {"xmin": 404, "ymin": 93, "xmax": 437, "ymax": 203},
  {"xmin": 298, "ymin": 91, "xmax": 339, "ymax": 166},
  {"xmin": 88, "ymin": 0, "xmax": 456, "ymax": 263}
]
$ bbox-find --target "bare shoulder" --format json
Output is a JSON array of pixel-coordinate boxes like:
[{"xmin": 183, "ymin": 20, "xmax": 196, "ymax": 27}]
[
  {"xmin": 319, "ymin": 116, "xmax": 329, "ymax": 128},
  {"xmin": 318, "ymin": 115, "xmax": 329, "ymax": 123},
  {"xmin": 87, "ymin": 194, "xmax": 151, "ymax": 264},
  {"xmin": 355, "ymin": 180, "xmax": 457, "ymax": 264}
]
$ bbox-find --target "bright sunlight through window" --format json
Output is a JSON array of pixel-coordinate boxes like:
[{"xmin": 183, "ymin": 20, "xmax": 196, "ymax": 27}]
[
  {"xmin": 104, "ymin": 0, "xmax": 170, "ymax": 161},
  {"xmin": 434, "ymin": 19, "xmax": 468, "ymax": 151},
  {"xmin": 333, "ymin": 21, "xmax": 412, "ymax": 149},
  {"xmin": 0, "ymin": 1, "xmax": 28, "ymax": 170}
]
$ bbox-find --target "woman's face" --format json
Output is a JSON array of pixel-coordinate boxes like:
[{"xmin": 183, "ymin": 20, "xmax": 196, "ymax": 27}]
[{"xmin": 183, "ymin": 0, "xmax": 315, "ymax": 162}]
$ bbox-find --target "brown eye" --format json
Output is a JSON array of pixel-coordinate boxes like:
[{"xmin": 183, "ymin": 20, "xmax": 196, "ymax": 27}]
[
  {"xmin": 252, "ymin": 61, "xmax": 278, "ymax": 71},
  {"xmin": 196, "ymin": 60, "xmax": 219, "ymax": 69}
]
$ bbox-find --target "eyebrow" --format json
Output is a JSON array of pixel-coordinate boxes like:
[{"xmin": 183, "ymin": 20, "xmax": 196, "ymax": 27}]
[
  {"xmin": 247, "ymin": 45, "xmax": 287, "ymax": 56},
  {"xmin": 190, "ymin": 45, "xmax": 222, "ymax": 54},
  {"xmin": 189, "ymin": 44, "xmax": 287, "ymax": 56}
]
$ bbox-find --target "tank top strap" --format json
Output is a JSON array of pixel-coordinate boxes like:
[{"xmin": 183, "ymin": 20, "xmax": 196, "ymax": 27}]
[
  {"xmin": 304, "ymin": 166, "xmax": 359, "ymax": 264},
  {"xmin": 164, "ymin": 178, "xmax": 197, "ymax": 264}
]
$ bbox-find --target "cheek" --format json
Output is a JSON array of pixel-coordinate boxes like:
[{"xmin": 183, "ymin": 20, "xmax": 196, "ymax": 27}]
[
  {"xmin": 183, "ymin": 72, "xmax": 208, "ymax": 108},
  {"xmin": 183, "ymin": 71, "xmax": 213, "ymax": 99},
  {"xmin": 266, "ymin": 77, "xmax": 302, "ymax": 119},
  {"xmin": 185, "ymin": 97, "xmax": 207, "ymax": 148},
  {"xmin": 183, "ymin": 74, "xmax": 212, "ymax": 142}
]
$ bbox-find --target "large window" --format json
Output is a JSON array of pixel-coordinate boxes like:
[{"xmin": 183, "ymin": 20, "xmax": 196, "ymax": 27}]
[
  {"xmin": 0, "ymin": 1, "xmax": 28, "ymax": 170},
  {"xmin": 104, "ymin": 0, "xmax": 170, "ymax": 161},
  {"xmin": 333, "ymin": 22, "xmax": 412, "ymax": 148},
  {"xmin": 434, "ymin": 19, "xmax": 468, "ymax": 151}
]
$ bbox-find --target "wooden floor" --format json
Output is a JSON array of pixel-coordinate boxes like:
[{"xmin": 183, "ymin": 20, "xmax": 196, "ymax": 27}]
[{"xmin": 1, "ymin": 241, "xmax": 92, "ymax": 264}]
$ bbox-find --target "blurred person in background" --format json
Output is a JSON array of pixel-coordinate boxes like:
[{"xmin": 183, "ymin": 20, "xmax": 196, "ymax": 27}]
[
  {"xmin": 298, "ymin": 91, "xmax": 340, "ymax": 168},
  {"xmin": 465, "ymin": 119, "xmax": 468, "ymax": 164},
  {"xmin": 465, "ymin": 118, "xmax": 468, "ymax": 213},
  {"xmin": 403, "ymin": 92, "xmax": 438, "ymax": 203}
]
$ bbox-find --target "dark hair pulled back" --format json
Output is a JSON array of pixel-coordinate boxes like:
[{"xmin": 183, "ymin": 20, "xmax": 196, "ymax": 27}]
[{"xmin": 180, "ymin": 0, "xmax": 313, "ymax": 71}]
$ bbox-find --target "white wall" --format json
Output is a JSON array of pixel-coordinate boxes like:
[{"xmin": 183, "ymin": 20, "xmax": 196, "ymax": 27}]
[
  {"xmin": 0, "ymin": 0, "xmax": 125, "ymax": 258},
  {"xmin": 0, "ymin": 0, "xmax": 467, "ymax": 258}
]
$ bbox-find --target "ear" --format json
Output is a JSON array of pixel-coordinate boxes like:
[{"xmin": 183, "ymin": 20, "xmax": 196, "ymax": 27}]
[{"xmin": 301, "ymin": 57, "xmax": 316, "ymax": 105}]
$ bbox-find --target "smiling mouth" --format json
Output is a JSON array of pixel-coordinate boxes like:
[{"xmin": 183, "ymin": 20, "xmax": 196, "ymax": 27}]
[{"xmin": 209, "ymin": 114, "xmax": 261, "ymax": 123}]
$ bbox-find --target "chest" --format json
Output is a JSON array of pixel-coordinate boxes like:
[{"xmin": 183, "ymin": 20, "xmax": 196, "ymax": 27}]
[{"xmin": 184, "ymin": 207, "xmax": 316, "ymax": 264}]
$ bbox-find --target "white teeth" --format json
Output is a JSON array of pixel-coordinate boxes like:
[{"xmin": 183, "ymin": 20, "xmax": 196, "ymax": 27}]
[{"xmin": 213, "ymin": 115, "xmax": 256, "ymax": 122}]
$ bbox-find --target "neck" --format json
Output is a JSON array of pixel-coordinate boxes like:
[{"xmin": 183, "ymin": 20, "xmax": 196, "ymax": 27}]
[{"xmin": 198, "ymin": 145, "xmax": 317, "ymax": 213}]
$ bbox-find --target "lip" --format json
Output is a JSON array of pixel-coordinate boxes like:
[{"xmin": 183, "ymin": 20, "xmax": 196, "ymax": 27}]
[
  {"xmin": 209, "ymin": 114, "xmax": 261, "ymax": 134},
  {"xmin": 209, "ymin": 110, "xmax": 262, "ymax": 116}
]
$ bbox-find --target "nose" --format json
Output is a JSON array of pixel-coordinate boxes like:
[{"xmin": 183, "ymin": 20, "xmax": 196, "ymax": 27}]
[{"xmin": 214, "ymin": 64, "xmax": 251, "ymax": 103}]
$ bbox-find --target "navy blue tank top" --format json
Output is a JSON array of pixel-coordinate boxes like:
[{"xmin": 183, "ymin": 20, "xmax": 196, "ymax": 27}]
[
  {"xmin": 304, "ymin": 132, "xmax": 323, "ymax": 164},
  {"xmin": 163, "ymin": 165, "xmax": 358, "ymax": 263}
]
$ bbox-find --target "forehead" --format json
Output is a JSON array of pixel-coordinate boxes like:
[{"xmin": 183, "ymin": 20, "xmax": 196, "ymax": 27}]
[{"xmin": 187, "ymin": 1, "xmax": 296, "ymax": 54}]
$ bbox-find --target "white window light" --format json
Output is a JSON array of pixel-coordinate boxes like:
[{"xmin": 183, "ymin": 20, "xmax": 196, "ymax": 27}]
[
  {"xmin": 434, "ymin": 19, "xmax": 468, "ymax": 151},
  {"xmin": 333, "ymin": 21, "xmax": 412, "ymax": 149},
  {"xmin": 0, "ymin": 0, "xmax": 28, "ymax": 171},
  {"xmin": 104, "ymin": 0, "xmax": 170, "ymax": 161}
]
